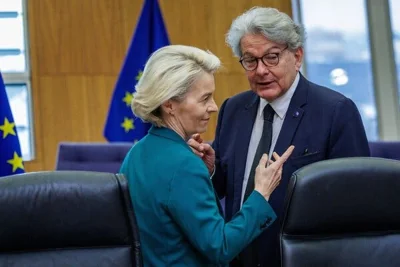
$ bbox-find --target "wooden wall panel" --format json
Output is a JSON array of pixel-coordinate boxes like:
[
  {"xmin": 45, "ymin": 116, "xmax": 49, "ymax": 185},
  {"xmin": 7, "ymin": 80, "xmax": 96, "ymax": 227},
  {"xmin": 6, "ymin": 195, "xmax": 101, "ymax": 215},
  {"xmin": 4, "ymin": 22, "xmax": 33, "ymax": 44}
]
[
  {"xmin": 32, "ymin": 76, "xmax": 116, "ymax": 169},
  {"xmin": 26, "ymin": 0, "xmax": 292, "ymax": 171},
  {"xmin": 30, "ymin": 0, "xmax": 128, "ymax": 75}
]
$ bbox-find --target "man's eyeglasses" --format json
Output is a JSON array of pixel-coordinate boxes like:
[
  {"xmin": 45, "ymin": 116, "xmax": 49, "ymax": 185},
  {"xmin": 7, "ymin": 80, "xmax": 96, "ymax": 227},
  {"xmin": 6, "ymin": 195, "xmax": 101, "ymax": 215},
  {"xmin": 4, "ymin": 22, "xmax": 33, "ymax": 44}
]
[{"xmin": 239, "ymin": 46, "xmax": 289, "ymax": 71}]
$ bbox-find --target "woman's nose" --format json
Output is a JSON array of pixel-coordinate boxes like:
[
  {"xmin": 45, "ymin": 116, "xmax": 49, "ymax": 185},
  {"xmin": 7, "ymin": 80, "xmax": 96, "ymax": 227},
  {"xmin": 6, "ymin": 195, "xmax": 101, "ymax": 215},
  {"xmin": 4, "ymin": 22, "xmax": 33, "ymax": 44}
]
[{"xmin": 208, "ymin": 99, "xmax": 218, "ymax": 113}]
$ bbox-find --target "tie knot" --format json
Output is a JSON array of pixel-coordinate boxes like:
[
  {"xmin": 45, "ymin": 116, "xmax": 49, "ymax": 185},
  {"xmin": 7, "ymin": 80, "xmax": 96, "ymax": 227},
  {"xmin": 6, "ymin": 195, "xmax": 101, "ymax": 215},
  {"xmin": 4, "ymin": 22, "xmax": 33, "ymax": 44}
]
[{"xmin": 263, "ymin": 104, "xmax": 275, "ymax": 122}]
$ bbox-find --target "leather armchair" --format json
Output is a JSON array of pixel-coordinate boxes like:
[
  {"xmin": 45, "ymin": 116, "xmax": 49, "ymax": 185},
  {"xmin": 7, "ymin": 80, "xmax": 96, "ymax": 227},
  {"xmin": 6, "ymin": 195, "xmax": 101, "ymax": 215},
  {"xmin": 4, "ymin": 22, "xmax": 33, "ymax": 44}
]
[
  {"xmin": 281, "ymin": 157, "xmax": 400, "ymax": 267},
  {"xmin": 0, "ymin": 171, "xmax": 143, "ymax": 266}
]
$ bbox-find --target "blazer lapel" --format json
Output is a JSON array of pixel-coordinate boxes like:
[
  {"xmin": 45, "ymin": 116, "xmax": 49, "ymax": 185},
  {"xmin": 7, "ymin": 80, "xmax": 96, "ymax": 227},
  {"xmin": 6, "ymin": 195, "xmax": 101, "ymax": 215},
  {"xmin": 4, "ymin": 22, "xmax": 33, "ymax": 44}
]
[
  {"xmin": 274, "ymin": 74, "xmax": 309, "ymax": 155},
  {"xmin": 232, "ymin": 93, "xmax": 259, "ymax": 213}
]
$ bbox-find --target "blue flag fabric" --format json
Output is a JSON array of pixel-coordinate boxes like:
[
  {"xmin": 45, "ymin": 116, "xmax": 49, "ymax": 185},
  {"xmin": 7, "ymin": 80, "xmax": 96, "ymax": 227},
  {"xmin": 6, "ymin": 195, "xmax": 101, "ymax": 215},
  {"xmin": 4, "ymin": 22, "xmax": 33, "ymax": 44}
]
[
  {"xmin": 0, "ymin": 73, "xmax": 25, "ymax": 177},
  {"xmin": 104, "ymin": 0, "xmax": 170, "ymax": 142}
]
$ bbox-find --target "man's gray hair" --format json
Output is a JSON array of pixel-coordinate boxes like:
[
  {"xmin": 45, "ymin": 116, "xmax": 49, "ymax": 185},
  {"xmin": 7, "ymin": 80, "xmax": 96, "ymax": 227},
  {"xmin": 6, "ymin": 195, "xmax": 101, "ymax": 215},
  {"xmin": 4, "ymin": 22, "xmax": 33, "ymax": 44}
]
[{"xmin": 226, "ymin": 7, "xmax": 305, "ymax": 57}]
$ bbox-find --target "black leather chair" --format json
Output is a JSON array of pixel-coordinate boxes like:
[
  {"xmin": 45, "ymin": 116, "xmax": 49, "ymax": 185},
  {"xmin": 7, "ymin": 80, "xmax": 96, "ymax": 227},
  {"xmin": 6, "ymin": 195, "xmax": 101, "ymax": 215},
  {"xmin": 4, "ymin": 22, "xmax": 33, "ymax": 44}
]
[
  {"xmin": 0, "ymin": 171, "xmax": 143, "ymax": 267},
  {"xmin": 281, "ymin": 157, "xmax": 400, "ymax": 267}
]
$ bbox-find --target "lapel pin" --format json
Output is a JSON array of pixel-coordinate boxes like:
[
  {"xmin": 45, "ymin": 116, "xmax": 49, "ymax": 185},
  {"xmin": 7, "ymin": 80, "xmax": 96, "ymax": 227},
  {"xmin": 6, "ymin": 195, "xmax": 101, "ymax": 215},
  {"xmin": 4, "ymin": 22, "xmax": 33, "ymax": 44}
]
[{"xmin": 293, "ymin": 111, "xmax": 300, "ymax": 118}]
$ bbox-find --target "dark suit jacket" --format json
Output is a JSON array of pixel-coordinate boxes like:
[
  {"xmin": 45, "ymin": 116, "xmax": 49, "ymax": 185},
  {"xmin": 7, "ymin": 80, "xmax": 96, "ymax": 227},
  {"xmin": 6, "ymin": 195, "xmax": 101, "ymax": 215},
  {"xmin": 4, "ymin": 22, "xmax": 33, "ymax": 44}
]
[
  {"xmin": 212, "ymin": 74, "xmax": 370, "ymax": 266},
  {"xmin": 120, "ymin": 126, "xmax": 277, "ymax": 266}
]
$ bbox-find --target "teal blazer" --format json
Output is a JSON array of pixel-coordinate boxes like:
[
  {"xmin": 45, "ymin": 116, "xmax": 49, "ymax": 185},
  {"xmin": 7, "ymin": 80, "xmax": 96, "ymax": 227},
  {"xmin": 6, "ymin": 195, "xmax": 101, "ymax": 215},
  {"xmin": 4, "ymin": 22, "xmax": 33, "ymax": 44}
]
[{"xmin": 120, "ymin": 126, "xmax": 276, "ymax": 266}]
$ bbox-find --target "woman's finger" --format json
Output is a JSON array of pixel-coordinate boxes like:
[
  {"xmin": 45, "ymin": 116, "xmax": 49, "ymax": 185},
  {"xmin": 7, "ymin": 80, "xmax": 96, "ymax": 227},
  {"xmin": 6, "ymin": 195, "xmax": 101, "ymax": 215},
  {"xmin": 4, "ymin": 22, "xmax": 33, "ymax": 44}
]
[
  {"xmin": 193, "ymin": 134, "xmax": 203, "ymax": 143},
  {"xmin": 192, "ymin": 149, "xmax": 204, "ymax": 157},
  {"xmin": 273, "ymin": 166, "xmax": 282, "ymax": 178},
  {"xmin": 268, "ymin": 159, "xmax": 275, "ymax": 167},
  {"xmin": 271, "ymin": 146, "xmax": 295, "ymax": 168},
  {"xmin": 258, "ymin": 153, "xmax": 269, "ymax": 169},
  {"xmin": 187, "ymin": 138, "xmax": 204, "ymax": 152}
]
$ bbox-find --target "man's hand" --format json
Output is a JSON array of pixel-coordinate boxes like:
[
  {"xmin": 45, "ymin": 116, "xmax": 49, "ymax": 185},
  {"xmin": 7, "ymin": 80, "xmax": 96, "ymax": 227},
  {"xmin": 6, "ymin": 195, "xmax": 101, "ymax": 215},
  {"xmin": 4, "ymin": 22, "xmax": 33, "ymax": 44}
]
[{"xmin": 187, "ymin": 134, "xmax": 215, "ymax": 175}]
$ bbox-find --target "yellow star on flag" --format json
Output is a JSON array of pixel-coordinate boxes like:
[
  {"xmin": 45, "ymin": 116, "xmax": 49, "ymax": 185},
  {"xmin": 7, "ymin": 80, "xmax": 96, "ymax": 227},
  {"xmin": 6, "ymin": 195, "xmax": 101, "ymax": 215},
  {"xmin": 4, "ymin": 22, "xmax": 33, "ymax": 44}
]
[
  {"xmin": 0, "ymin": 117, "xmax": 16, "ymax": 139},
  {"xmin": 135, "ymin": 70, "xmax": 143, "ymax": 81},
  {"xmin": 121, "ymin": 117, "xmax": 135, "ymax": 133},
  {"xmin": 7, "ymin": 151, "xmax": 24, "ymax": 173},
  {"xmin": 123, "ymin": 91, "xmax": 134, "ymax": 107}
]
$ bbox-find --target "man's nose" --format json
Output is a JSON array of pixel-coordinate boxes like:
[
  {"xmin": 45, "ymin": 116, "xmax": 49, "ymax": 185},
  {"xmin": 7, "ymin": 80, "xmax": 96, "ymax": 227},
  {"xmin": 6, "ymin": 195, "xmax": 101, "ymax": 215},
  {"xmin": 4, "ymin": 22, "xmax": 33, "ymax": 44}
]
[{"xmin": 255, "ymin": 59, "xmax": 270, "ymax": 75}]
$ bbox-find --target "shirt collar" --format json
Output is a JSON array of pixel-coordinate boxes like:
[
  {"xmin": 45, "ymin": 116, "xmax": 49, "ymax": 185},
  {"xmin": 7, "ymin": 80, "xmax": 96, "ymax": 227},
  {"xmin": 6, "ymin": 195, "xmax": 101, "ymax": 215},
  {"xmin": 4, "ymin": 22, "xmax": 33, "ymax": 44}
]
[{"xmin": 258, "ymin": 72, "xmax": 300, "ymax": 119}]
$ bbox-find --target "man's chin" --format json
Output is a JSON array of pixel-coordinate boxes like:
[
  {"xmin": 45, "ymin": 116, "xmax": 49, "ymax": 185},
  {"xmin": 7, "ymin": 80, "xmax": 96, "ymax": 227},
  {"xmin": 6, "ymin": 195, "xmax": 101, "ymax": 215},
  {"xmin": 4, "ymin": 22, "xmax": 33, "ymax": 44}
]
[{"xmin": 257, "ymin": 89, "xmax": 279, "ymax": 102}]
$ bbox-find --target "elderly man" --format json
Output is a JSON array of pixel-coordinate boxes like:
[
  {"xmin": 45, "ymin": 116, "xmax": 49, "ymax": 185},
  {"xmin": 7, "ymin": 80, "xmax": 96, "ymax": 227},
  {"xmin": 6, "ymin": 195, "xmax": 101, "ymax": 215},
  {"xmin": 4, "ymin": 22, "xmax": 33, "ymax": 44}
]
[{"xmin": 189, "ymin": 6, "xmax": 370, "ymax": 267}]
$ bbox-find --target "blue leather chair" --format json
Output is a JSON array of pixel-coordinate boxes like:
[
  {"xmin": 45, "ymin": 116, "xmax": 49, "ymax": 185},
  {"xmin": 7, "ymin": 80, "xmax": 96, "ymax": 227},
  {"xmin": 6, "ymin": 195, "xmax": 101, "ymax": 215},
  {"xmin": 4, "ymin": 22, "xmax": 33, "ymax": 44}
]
[
  {"xmin": 55, "ymin": 142, "xmax": 133, "ymax": 173},
  {"xmin": 369, "ymin": 141, "xmax": 400, "ymax": 160}
]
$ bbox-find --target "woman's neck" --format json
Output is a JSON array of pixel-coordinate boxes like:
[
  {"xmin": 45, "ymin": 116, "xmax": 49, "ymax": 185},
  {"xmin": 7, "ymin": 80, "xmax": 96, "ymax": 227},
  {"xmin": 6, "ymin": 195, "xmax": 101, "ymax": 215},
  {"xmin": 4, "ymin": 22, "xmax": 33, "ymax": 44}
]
[{"xmin": 163, "ymin": 118, "xmax": 188, "ymax": 141}]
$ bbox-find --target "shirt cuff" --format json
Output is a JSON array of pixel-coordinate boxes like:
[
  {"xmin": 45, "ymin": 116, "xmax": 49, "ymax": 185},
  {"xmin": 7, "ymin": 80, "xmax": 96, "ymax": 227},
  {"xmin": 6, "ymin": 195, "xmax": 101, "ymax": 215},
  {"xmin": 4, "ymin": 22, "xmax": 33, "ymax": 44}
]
[{"xmin": 209, "ymin": 165, "xmax": 216, "ymax": 179}]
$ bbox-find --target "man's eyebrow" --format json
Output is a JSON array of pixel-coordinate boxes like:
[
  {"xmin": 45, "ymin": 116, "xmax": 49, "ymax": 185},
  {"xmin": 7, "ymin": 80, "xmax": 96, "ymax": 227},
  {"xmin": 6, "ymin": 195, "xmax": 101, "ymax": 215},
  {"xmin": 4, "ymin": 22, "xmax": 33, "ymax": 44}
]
[
  {"xmin": 242, "ymin": 46, "xmax": 282, "ymax": 58},
  {"xmin": 241, "ymin": 52, "xmax": 255, "ymax": 58}
]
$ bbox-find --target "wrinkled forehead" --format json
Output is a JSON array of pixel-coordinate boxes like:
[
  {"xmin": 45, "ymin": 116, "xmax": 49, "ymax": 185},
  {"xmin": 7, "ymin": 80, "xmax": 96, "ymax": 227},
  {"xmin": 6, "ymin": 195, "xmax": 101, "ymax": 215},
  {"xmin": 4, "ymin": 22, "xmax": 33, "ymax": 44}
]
[{"xmin": 240, "ymin": 33, "xmax": 285, "ymax": 56}]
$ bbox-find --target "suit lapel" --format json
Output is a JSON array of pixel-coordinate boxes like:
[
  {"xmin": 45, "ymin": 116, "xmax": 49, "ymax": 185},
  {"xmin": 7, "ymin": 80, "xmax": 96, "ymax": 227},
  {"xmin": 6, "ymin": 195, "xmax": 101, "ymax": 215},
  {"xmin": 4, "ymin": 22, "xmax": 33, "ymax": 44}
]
[
  {"xmin": 274, "ymin": 74, "xmax": 309, "ymax": 155},
  {"xmin": 232, "ymin": 94, "xmax": 259, "ymax": 213}
]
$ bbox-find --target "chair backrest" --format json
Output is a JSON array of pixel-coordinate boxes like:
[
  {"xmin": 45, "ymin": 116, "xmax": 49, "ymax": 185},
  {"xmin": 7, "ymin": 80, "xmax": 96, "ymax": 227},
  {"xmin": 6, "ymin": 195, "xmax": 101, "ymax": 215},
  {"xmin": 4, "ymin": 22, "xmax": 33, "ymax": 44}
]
[
  {"xmin": 369, "ymin": 141, "xmax": 400, "ymax": 160},
  {"xmin": 55, "ymin": 142, "xmax": 133, "ymax": 173},
  {"xmin": 281, "ymin": 157, "xmax": 400, "ymax": 267},
  {"xmin": 0, "ymin": 171, "xmax": 143, "ymax": 267}
]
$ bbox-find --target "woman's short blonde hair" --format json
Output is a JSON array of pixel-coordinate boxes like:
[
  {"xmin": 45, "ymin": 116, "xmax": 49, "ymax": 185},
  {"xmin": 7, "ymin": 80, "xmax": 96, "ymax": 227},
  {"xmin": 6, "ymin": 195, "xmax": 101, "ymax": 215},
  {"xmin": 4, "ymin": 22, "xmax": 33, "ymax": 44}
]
[{"xmin": 131, "ymin": 45, "xmax": 221, "ymax": 127}]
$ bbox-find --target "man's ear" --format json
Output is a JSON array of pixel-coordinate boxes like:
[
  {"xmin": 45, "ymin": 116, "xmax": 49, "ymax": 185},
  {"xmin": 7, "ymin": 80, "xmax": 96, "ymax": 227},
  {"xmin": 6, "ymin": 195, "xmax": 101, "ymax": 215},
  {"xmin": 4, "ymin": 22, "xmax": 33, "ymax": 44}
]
[{"xmin": 294, "ymin": 47, "xmax": 304, "ymax": 71}]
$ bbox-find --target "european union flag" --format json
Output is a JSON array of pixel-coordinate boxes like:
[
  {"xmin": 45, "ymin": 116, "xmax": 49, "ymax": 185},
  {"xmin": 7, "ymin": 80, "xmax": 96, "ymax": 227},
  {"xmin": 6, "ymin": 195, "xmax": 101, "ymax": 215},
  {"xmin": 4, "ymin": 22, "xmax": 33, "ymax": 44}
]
[
  {"xmin": 104, "ymin": 0, "xmax": 170, "ymax": 142},
  {"xmin": 0, "ymin": 73, "xmax": 24, "ymax": 177}
]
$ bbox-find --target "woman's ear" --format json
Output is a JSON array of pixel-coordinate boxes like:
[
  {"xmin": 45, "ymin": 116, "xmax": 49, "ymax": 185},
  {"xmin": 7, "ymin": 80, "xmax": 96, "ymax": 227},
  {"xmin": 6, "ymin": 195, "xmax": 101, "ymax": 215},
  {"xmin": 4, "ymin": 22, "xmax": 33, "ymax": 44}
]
[{"xmin": 161, "ymin": 100, "xmax": 174, "ymax": 115}]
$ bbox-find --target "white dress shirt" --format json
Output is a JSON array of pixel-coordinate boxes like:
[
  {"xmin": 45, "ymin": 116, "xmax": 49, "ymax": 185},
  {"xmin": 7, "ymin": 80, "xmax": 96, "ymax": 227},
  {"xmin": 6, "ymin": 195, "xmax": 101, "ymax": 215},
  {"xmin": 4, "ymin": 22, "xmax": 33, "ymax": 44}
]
[{"xmin": 240, "ymin": 73, "xmax": 300, "ymax": 206}]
